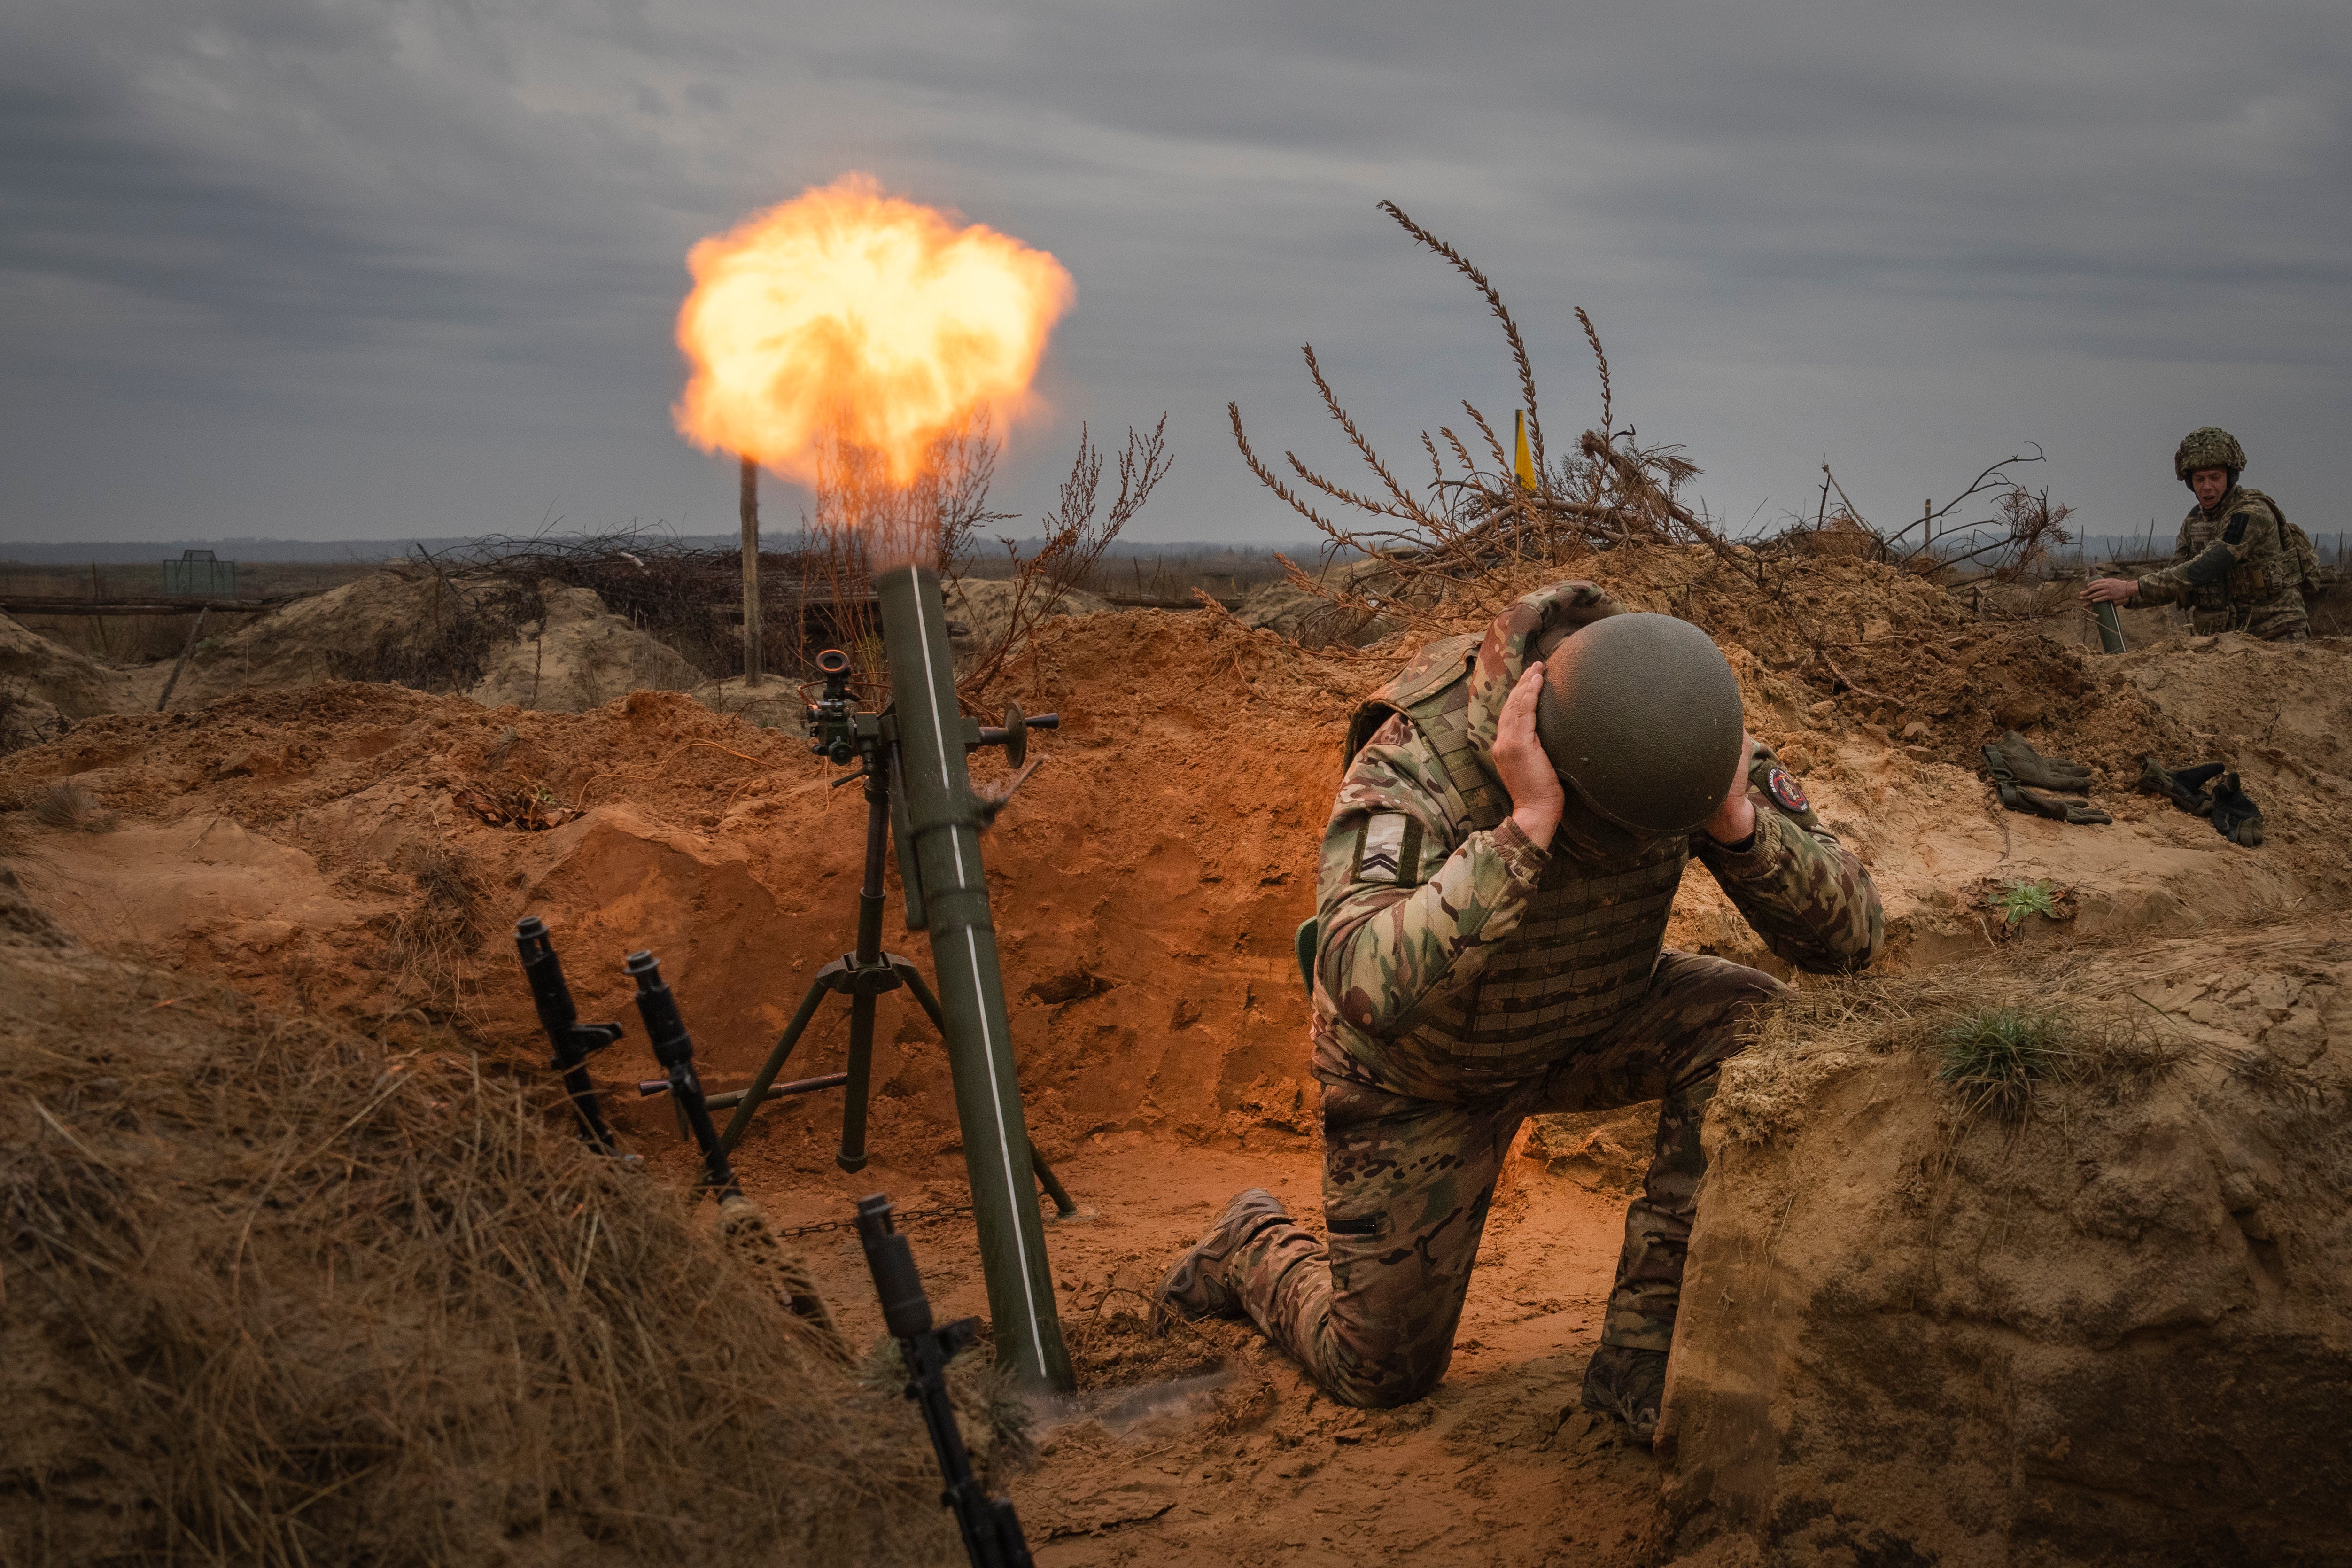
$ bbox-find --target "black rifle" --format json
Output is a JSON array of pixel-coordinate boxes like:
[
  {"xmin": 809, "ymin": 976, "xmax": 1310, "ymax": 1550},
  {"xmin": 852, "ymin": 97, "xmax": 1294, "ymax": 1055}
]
[
  {"xmin": 624, "ymin": 950, "xmax": 742, "ymax": 1200},
  {"xmin": 513, "ymin": 916, "xmax": 625, "ymax": 1155},
  {"xmin": 854, "ymin": 1194, "xmax": 1035, "ymax": 1568}
]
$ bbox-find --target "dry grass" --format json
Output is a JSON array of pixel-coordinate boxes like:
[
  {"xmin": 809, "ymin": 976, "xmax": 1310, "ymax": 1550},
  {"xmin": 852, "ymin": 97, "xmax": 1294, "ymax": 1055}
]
[
  {"xmin": 0, "ymin": 906, "xmax": 947, "ymax": 1567},
  {"xmin": 29, "ymin": 780, "xmax": 115, "ymax": 833},
  {"xmin": 376, "ymin": 840, "xmax": 485, "ymax": 1027},
  {"xmin": 1716, "ymin": 960, "xmax": 2181, "ymax": 1146}
]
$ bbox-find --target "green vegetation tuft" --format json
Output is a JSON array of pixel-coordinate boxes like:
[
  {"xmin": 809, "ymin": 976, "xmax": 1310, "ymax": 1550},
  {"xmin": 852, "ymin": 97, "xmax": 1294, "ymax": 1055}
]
[
  {"xmin": 1987, "ymin": 878, "xmax": 2061, "ymax": 927},
  {"xmin": 1936, "ymin": 1006, "xmax": 2073, "ymax": 1116}
]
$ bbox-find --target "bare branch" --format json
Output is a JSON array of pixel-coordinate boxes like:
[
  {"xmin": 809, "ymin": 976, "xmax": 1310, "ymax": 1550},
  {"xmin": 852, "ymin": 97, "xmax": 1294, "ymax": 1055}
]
[{"xmin": 1381, "ymin": 200, "xmax": 1548, "ymax": 495}]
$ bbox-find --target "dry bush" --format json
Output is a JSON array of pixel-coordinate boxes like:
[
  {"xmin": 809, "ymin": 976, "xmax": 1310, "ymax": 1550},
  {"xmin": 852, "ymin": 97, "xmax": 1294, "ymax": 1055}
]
[
  {"xmin": 0, "ymin": 912, "xmax": 946, "ymax": 1567},
  {"xmin": 30, "ymin": 781, "xmax": 115, "ymax": 833},
  {"xmin": 959, "ymin": 417, "xmax": 1172, "ymax": 699},
  {"xmin": 320, "ymin": 566, "xmax": 543, "ymax": 694},
  {"xmin": 1763, "ymin": 452, "xmax": 2076, "ymax": 589},
  {"xmin": 1228, "ymin": 200, "xmax": 1743, "ymax": 638}
]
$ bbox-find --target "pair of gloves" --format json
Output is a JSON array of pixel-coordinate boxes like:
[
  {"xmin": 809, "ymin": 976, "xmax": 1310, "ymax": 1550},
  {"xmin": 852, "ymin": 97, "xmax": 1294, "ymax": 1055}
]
[
  {"xmin": 2139, "ymin": 757, "xmax": 2265, "ymax": 846},
  {"xmin": 1983, "ymin": 732, "xmax": 2112, "ymax": 825}
]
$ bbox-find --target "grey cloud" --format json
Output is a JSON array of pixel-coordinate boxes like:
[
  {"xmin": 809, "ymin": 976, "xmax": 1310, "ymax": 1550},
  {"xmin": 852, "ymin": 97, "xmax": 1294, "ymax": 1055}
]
[{"xmin": 1, "ymin": 0, "xmax": 2346, "ymax": 546}]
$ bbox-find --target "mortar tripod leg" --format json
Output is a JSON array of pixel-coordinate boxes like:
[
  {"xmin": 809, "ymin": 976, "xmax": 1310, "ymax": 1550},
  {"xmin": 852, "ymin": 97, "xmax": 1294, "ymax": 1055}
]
[
  {"xmin": 718, "ymin": 976, "xmax": 832, "ymax": 1154},
  {"xmin": 1028, "ymin": 1146, "xmax": 1078, "ymax": 1216},
  {"xmin": 836, "ymin": 990, "xmax": 877, "ymax": 1172},
  {"xmin": 894, "ymin": 962, "xmax": 947, "ymax": 1032}
]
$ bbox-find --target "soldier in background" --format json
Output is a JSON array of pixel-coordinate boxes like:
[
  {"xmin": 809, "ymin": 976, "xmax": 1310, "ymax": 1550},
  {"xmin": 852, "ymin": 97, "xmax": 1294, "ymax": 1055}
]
[
  {"xmin": 1156, "ymin": 582, "xmax": 1884, "ymax": 1444},
  {"xmin": 2081, "ymin": 427, "xmax": 2311, "ymax": 641}
]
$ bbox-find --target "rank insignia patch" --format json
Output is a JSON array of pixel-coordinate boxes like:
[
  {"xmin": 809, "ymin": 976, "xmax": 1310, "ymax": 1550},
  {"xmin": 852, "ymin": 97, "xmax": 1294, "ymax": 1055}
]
[{"xmin": 1766, "ymin": 767, "xmax": 1809, "ymax": 814}]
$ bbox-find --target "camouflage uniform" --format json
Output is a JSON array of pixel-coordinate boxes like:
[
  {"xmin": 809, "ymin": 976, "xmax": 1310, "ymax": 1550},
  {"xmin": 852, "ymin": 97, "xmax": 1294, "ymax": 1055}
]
[
  {"xmin": 1221, "ymin": 582, "xmax": 1884, "ymax": 1409},
  {"xmin": 2134, "ymin": 485, "xmax": 2309, "ymax": 642}
]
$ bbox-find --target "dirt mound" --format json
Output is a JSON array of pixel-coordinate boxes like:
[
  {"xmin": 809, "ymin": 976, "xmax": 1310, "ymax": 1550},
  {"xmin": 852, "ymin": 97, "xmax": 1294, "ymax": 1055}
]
[
  {"xmin": 466, "ymin": 583, "xmax": 704, "ymax": 711},
  {"xmin": 0, "ymin": 878, "xmax": 947, "ymax": 1567},
  {"xmin": 5, "ymin": 544, "xmax": 2352, "ymax": 1566},
  {"xmin": 1660, "ymin": 936, "xmax": 2352, "ymax": 1566},
  {"xmin": 8, "ymin": 555, "xmax": 2352, "ymax": 1153},
  {"xmin": 165, "ymin": 570, "xmax": 696, "ymax": 714},
  {"xmin": 947, "ymin": 576, "xmax": 1111, "ymax": 663},
  {"xmin": 0, "ymin": 613, "xmax": 131, "ymax": 750}
]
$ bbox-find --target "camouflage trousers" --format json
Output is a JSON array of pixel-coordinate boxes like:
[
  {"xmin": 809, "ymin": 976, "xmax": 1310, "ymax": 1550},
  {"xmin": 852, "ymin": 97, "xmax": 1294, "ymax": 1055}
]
[
  {"xmin": 2192, "ymin": 604, "xmax": 2308, "ymax": 642},
  {"xmin": 1226, "ymin": 951, "xmax": 1781, "ymax": 1409}
]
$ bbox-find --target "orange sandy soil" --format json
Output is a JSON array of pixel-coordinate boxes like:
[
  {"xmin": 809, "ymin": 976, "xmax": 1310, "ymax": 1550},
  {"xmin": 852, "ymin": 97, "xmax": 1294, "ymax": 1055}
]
[{"xmin": 8, "ymin": 547, "xmax": 2352, "ymax": 1564}]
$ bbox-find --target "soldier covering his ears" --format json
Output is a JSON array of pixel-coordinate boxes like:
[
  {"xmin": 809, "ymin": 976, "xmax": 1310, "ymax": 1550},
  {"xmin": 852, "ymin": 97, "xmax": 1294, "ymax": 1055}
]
[{"xmin": 1156, "ymin": 582, "xmax": 1884, "ymax": 1442}]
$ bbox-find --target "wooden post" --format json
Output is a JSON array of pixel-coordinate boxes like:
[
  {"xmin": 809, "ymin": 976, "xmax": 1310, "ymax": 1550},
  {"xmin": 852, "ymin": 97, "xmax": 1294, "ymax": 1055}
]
[
  {"xmin": 739, "ymin": 454, "xmax": 762, "ymax": 688},
  {"xmin": 156, "ymin": 607, "xmax": 209, "ymax": 713}
]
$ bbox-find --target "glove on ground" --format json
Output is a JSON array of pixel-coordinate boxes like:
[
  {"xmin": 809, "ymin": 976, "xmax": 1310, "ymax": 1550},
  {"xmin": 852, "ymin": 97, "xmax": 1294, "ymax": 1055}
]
[{"xmin": 2208, "ymin": 773, "xmax": 2265, "ymax": 846}]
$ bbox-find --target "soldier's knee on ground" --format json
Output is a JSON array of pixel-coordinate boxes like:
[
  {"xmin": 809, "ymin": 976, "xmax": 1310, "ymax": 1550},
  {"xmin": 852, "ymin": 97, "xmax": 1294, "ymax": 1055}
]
[{"xmin": 1322, "ymin": 1355, "xmax": 1447, "ymax": 1410}]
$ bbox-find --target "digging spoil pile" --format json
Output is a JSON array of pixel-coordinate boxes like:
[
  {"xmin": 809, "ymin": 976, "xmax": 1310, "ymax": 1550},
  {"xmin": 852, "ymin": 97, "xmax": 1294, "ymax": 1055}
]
[{"xmin": 2, "ymin": 542, "xmax": 2349, "ymax": 1565}]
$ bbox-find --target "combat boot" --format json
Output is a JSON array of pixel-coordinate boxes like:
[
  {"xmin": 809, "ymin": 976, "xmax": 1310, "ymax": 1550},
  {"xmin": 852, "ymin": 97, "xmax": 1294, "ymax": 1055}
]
[
  {"xmin": 1580, "ymin": 1343, "xmax": 1669, "ymax": 1444},
  {"xmin": 1155, "ymin": 1188, "xmax": 1290, "ymax": 1323}
]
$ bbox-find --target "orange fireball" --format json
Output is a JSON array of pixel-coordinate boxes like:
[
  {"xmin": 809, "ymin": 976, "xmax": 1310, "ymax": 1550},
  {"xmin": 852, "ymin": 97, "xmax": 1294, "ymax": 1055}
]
[{"xmin": 673, "ymin": 175, "xmax": 1075, "ymax": 487}]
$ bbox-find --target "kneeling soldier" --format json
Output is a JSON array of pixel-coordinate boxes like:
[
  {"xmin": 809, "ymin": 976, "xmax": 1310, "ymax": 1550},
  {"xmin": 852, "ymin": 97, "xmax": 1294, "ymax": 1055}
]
[{"xmin": 1157, "ymin": 582, "xmax": 1884, "ymax": 1442}]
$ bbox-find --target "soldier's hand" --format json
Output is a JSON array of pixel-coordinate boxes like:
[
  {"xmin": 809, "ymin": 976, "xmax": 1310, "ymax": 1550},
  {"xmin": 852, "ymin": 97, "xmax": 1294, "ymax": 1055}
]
[
  {"xmin": 2080, "ymin": 578, "xmax": 2137, "ymax": 605},
  {"xmin": 1701, "ymin": 731, "xmax": 1758, "ymax": 846},
  {"xmin": 1494, "ymin": 664, "xmax": 1562, "ymax": 849}
]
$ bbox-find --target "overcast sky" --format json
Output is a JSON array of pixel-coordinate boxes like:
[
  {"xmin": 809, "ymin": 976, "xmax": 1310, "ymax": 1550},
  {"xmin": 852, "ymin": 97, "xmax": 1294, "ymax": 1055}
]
[{"xmin": 3, "ymin": 0, "xmax": 2346, "ymax": 551}]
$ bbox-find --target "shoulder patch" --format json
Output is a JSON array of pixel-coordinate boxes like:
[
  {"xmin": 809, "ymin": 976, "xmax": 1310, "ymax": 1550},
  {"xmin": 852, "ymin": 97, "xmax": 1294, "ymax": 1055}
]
[
  {"xmin": 1766, "ymin": 767, "xmax": 1809, "ymax": 815},
  {"xmin": 1352, "ymin": 813, "xmax": 1424, "ymax": 885}
]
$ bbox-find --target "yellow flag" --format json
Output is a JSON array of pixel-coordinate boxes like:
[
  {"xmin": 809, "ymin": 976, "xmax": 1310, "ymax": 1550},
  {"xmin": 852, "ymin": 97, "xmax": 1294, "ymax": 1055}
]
[{"xmin": 1513, "ymin": 410, "xmax": 1536, "ymax": 492}]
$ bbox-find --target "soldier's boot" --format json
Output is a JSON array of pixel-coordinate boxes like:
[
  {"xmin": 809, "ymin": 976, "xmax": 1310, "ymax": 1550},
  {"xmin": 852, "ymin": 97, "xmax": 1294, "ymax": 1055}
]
[
  {"xmin": 1580, "ymin": 1343, "xmax": 1669, "ymax": 1445},
  {"xmin": 1155, "ymin": 1188, "xmax": 1291, "ymax": 1324}
]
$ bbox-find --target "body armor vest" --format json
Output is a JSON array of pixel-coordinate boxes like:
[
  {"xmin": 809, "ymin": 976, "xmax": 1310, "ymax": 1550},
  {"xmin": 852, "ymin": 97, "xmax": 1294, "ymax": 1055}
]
[{"xmin": 1358, "ymin": 639, "xmax": 1688, "ymax": 1073}]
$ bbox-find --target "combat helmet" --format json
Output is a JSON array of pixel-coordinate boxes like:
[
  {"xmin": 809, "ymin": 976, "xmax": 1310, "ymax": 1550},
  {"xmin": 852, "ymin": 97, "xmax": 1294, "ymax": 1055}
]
[
  {"xmin": 2174, "ymin": 427, "xmax": 2247, "ymax": 482},
  {"xmin": 1534, "ymin": 613, "xmax": 1743, "ymax": 836}
]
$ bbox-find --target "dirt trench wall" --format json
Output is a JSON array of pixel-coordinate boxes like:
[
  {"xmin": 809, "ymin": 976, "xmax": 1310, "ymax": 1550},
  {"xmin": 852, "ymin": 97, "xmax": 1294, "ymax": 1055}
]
[{"xmin": 1657, "ymin": 940, "xmax": 2352, "ymax": 1567}]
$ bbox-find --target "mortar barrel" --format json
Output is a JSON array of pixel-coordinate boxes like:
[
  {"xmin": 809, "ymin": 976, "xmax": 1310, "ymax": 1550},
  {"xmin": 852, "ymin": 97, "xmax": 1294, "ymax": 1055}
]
[{"xmin": 873, "ymin": 561, "xmax": 1072, "ymax": 1391}]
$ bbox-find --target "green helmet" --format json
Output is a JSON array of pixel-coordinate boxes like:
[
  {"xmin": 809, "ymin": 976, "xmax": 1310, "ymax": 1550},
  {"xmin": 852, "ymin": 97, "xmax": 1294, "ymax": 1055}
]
[
  {"xmin": 2174, "ymin": 427, "xmax": 2247, "ymax": 481},
  {"xmin": 1534, "ymin": 613, "xmax": 1743, "ymax": 836}
]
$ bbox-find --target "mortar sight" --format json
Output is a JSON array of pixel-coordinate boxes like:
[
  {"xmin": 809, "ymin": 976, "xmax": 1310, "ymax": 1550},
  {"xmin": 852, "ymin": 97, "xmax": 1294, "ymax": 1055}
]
[{"xmin": 806, "ymin": 646, "xmax": 858, "ymax": 765}]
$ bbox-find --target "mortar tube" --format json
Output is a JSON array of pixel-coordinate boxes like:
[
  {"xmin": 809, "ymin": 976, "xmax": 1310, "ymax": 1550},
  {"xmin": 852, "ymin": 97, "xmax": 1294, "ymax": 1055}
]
[
  {"xmin": 873, "ymin": 562, "xmax": 1073, "ymax": 1391},
  {"xmin": 2093, "ymin": 600, "xmax": 2126, "ymax": 655}
]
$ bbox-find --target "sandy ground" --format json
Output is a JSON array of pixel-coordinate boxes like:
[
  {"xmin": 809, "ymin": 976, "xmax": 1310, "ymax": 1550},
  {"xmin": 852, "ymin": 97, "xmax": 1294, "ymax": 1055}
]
[
  {"xmin": 680, "ymin": 1127, "xmax": 1668, "ymax": 1567},
  {"xmin": 8, "ymin": 552, "xmax": 2352, "ymax": 1563}
]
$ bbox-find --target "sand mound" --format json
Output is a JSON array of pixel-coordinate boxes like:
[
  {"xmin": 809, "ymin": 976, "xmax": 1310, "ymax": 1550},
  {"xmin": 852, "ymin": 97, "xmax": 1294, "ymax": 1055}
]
[
  {"xmin": 1660, "ymin": 936, "xmax": 2352, "ymax": 1566},
  {"xmin": 0, "ymin": 878, "xmax": 947, "ymax": 1566},
  {"xmin": 8, "ymin": 550, "xmax": 2352, "ymax": 1157},
  {"xmin": 946, "ymin": 576, "xmax": 1110, "ymax": 663},
  {"xmin": 164, "ymin": 571, "xmax": 696, "ymax": 714},
  {"xmin": 0, "ymin": 613, "xmax": 132, "ymax": 751},
  {"xmin": 466, "ymin": 583, "xmax": 703, "ymax": 712},
  {"xmin": 5, "ymin": 544, "xmax": 2351, "ymax": 1565}
]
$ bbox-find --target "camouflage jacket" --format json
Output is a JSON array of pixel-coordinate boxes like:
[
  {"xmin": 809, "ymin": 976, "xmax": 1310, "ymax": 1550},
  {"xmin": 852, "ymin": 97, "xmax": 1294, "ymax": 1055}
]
[
  {"xmin": 1310, "ymin": 582, "xmax": 1885, "ymax": 1102},
  {"xmin": 2135, "ymin": 486, "xmax": 2309, "ymax": 641}
]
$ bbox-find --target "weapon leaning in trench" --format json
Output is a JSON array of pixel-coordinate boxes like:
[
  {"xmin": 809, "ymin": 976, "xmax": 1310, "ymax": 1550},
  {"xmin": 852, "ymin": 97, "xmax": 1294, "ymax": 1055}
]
[
  {"xmin": 855, "ymin": 1193, "xmax": 1035, "ymax": 1568},
  {"xmin": 625, "ymin": 948, "xmax": 743, "ymax": 1199},
  {"xmin": 513, "ymin": 915, "xmax": 626, "ymax": 1156}
]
